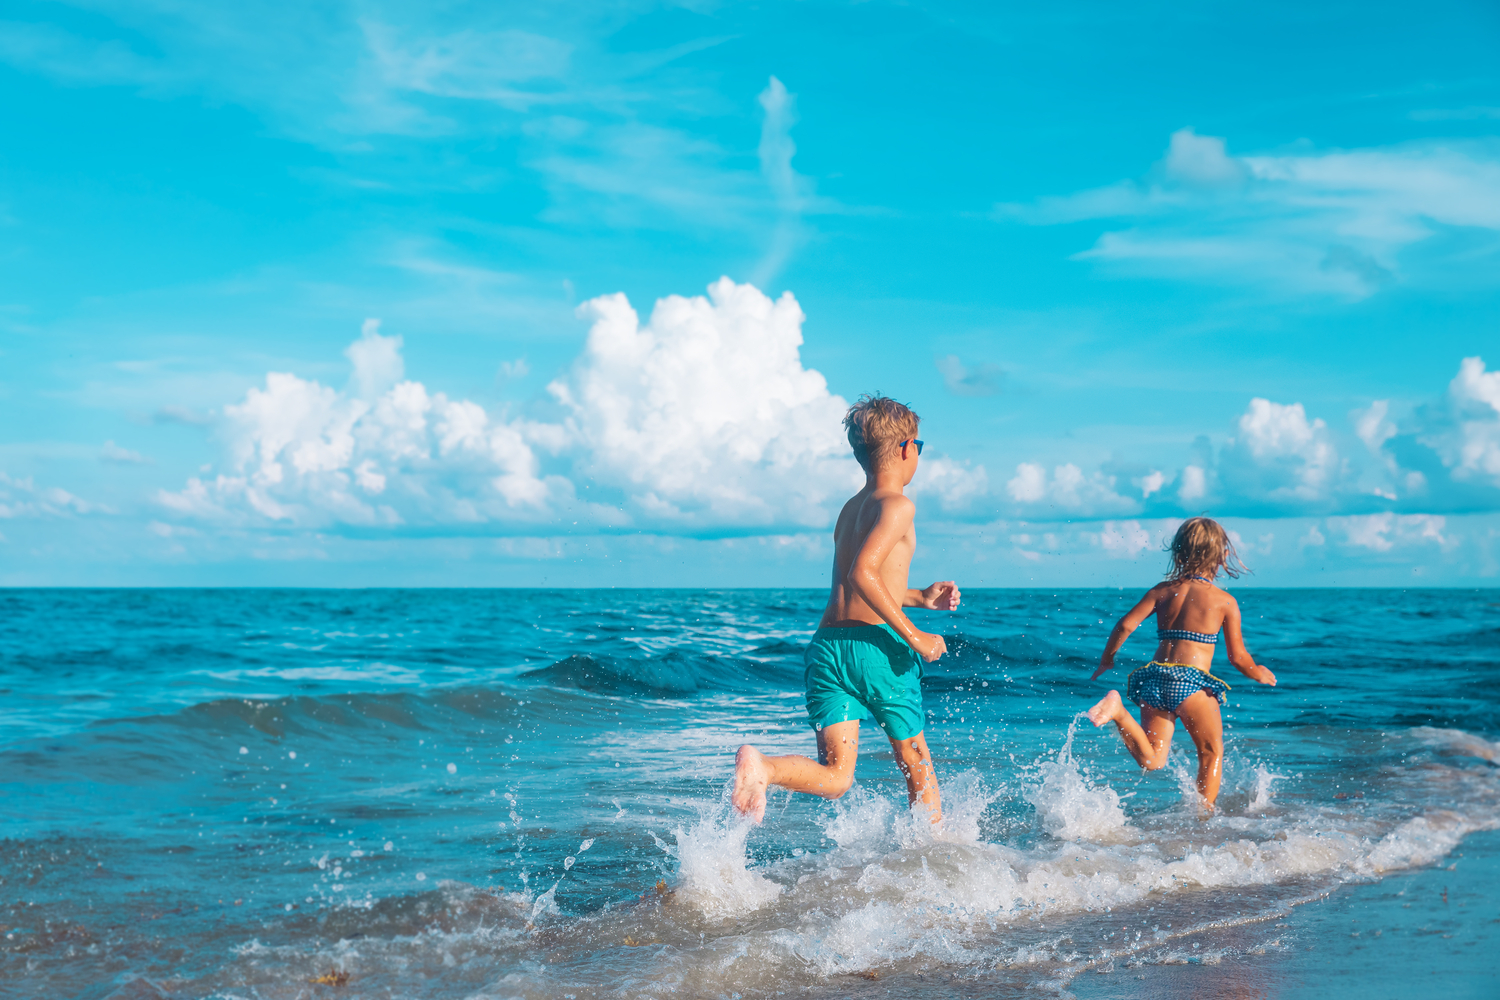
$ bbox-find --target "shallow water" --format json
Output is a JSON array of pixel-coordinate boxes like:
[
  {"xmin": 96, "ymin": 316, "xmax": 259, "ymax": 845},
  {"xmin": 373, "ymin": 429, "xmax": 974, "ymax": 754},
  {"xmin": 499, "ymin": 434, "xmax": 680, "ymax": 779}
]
[{"xmin": 1, "ymin": 588, "xmax": 1497, "ymax": 998}]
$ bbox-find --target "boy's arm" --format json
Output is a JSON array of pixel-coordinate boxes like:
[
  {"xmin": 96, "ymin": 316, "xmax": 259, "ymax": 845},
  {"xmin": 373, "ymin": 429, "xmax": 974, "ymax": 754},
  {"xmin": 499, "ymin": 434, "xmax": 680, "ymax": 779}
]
[
  {"xmin": 1090, "ymin": 590, "xmax": 1159, "ymax": 680},
  {"xmin": 904, "ymin": 582, "xmax": 961, "ymax": 610},
  {"xmin": 1222, "ymin": 597, "xmax": 1276, "ymax": 685},
  {"xmin": 847, "ymin": 496, "xmax": 946, "ymax": 662}
]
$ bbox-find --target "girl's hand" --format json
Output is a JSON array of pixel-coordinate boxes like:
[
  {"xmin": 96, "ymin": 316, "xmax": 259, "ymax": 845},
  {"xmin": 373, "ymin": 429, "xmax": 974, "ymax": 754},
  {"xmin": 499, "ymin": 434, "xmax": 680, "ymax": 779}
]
[
  {"xmin": 1249, "ymin": 664, "xmax": 1276, "ymax": 686},
  {"xmin": 1091, "ymin": 656, "xmax": 1114, "ymax": 681}
]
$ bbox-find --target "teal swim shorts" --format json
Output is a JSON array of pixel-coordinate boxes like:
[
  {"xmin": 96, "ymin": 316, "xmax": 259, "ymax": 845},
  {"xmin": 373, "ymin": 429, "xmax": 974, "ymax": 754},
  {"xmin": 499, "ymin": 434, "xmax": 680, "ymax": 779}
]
[{"xmin": 804, "ymin": 622, "xmax": 925, "ymax": 741}]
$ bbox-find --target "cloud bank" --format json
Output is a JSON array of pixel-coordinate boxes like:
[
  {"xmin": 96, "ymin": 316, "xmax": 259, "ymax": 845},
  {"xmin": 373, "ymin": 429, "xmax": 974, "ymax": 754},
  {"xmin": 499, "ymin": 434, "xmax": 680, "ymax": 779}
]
[{"xmin": 158, "ymin": 279, "xmax": 860, "ymax": 535}]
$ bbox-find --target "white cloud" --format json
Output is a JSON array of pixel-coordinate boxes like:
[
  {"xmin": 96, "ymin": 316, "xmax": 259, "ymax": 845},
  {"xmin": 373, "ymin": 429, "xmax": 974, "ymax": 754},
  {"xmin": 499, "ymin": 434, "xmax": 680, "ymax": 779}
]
[
  {"xmin": 160, "ymin": 279, "xmax": 864, "ymax": 535},
  {"xmin": 549, "ymin": 278, "xmax": 858, "ymax": 529},
  {"xmin": 1444, "ymin": 356, "xmax": 1500, "ymax": 486},
  {"xmin": 1178, "ymin": 464, "xmax": 1207, "ymax": 502},
  {"xmin": 160, "ymin": 350, "xmax": 565, "ymax": 529},
  {"xmin": 345, "ymin": 318, "xmax": 405, "ymax": 399},
  {"xmin": 1327, "ymin": 513, "xmax": 1450, "ymax": 552},
  {"xmin": 1134, "ymin": 470, "xmax": 1165, "ymax": 497},
  {"xmin": 909, "ymin": 457, "xmax": 989, "ymax": 512},
  {"xmin": 1004, "ymin": 462, "xmax": 1133, "ymax": 514},
  {"xmin": 1095, "ymin": 519, "xmax": 1154, "ymax": 559},
  {"xmin": 1353, "ymin": 399, "xmax": 1397, "ymax": 451},
  {"xmin": 1000, "ymin": 129, "xmax": 1500, "ymax": 297},
  {"xmin": 1006, "ymin": 462, "xmax": 1047, "ymax": 503},
  {"xmin": 0, "ymin": 473, "xmax": 102, "ymax": 518},
  {"xmin": 1164, "ymin": 128, "xmax": 1246, "ymax": 187},
  {"xmin": 1221, "ymin": 398, "xmax": 1338, "ymax": 504}
]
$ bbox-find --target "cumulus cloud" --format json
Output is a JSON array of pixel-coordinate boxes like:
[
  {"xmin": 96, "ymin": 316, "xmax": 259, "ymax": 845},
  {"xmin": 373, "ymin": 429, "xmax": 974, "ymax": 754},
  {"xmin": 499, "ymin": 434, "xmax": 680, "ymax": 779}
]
[
  {"xmin": 909, "ymin": 456, "xmax": 989, "ymax": 512},
  {"xmin": 1219, "ymin": 398, "xmax": 1339, "ymax": 506},
  {"xmin": 158, "ymin": 322, "xmax": 572, "ymax": 529},
  {"xmin": 159, "ymin": 279, "xmax": 863, "ymax": 535},
  {"xmin": 999, "ymin": 128, "xmax": 1500, "ymax": 297},
  {"xmin": 548, "ymin": 277, "xmax": 858, "ymax": 529},
  {"xmin": 1444, "ymin": 356, "xmax": 1500, "ymax": 486},
  {"xmin": 1326, "ymin": 513, "xmax": 1450, "ymax": 552},
  {"xmin": 1095, "ymin": 519, "xmax": 1155, "ymax": 559},
  {"xmin": 1004, "ymin": 462, "xmax": 1134, "ymax": 515},
  {"xmin": 999, "ymin": 356, "xmax": 1500, "ymax": 522}
]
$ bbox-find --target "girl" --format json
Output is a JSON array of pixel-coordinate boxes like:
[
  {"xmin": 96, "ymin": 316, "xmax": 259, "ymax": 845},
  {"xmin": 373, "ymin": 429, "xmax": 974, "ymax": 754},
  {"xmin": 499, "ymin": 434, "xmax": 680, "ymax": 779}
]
[{"xmin": 1087, "ymin": 517, "xmax": 1276, "ymax": 808}]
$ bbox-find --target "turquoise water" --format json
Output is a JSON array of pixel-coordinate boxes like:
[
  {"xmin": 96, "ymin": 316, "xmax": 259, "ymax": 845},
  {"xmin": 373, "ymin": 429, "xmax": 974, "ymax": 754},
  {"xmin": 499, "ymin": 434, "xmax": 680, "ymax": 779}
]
[{"xmin": 2, "ymin": 588, "xmax": 1497, "ymax": 998}]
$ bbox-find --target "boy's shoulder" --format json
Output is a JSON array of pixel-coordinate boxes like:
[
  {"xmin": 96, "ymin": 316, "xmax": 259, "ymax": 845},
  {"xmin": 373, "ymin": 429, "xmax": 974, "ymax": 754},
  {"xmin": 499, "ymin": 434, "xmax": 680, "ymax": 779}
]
[{"xmin": 868, "ymin": 486, "xmax": 916, "ymax": 513}]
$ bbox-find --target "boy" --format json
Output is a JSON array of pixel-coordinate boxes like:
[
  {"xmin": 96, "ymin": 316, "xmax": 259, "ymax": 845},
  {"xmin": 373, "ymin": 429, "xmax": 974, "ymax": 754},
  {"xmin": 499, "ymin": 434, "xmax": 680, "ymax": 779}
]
[{"xmin": 732, "ymin": 394, "xmax": 960, "ymax": 824}]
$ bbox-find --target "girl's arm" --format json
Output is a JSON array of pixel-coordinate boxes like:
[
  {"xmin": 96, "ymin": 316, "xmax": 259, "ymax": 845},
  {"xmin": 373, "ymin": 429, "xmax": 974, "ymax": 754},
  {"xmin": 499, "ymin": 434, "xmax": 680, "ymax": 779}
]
[
  {"xmin": 1221, "ymin": 597, "xmax": 1276, "ymax": 686},
  {"xmin": 1091, "ymin": 590, "xmax": 1159, "ymax": 680}
]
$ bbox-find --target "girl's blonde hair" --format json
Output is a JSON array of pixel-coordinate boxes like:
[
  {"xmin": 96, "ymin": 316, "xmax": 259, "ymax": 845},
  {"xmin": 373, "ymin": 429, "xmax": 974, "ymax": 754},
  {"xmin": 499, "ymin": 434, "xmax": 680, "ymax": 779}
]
[{"xmin": 1165, "ymin": 516, "xmax": 1246, "ymax": 581}]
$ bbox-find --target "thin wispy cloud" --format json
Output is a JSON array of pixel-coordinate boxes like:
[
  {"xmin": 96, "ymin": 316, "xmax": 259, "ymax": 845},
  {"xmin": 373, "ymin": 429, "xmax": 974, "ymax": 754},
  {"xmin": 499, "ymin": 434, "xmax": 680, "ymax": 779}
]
[{"xmin": 998, "ymin": 127, "xmax": 1500, "ymax": 297}]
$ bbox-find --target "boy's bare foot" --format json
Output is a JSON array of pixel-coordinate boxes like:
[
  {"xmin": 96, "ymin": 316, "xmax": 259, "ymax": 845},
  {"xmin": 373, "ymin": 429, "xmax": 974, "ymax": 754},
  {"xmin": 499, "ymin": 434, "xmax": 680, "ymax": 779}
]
[
  {"xmin": 1087, "ymin": 690, "xmax": 1124, "ymax": 727},
  {"xmin": 732, "ymin": 745, "xmax": 771, "ymax": 823}
]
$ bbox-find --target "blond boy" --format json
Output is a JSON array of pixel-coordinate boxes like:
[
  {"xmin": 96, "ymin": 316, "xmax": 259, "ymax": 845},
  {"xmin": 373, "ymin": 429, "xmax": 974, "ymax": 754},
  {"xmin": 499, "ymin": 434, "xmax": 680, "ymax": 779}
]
[{"xmin": 732, "ymin": 394, "xmax": 960, "ymax": 823}]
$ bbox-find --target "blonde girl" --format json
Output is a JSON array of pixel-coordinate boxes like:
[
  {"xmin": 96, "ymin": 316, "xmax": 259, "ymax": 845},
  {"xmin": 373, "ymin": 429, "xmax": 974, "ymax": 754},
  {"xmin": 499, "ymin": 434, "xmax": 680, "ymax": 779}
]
[{"xmin": 1087, "ymin": 517, "xmax": 1276, "ymax": 808}]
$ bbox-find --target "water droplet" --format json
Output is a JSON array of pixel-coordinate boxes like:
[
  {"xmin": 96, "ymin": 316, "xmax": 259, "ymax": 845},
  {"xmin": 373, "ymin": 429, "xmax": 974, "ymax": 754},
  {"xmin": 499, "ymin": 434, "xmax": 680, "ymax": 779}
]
[
  {"xmin": 415, "ymin": 872, "xmax": 426, "ymax": 881},
  {"xmin": 564, "ymin": 856, "xmax": 576, "ymax": 870},
  {"xmin": 239, "ymin": 746, "xmax": 248, "ymax": 755},
  {"xmin": 447, "ymin": 763, "xmax": 457, "ymax": 774}
]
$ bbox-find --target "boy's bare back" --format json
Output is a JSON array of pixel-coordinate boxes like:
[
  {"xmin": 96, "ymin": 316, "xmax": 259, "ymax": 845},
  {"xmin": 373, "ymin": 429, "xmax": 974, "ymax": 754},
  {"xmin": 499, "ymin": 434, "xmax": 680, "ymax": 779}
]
[{"xmin": 821, "ymin": 487, "xmax": 914, "ymax": 625}]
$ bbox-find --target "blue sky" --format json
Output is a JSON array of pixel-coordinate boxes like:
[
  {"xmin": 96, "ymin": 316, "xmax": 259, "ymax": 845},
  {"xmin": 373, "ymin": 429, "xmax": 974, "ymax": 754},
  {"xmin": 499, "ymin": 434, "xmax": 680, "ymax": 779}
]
[{"xmin": 3, "ymin": 0, "xmax": 1500, "ymax": 587}]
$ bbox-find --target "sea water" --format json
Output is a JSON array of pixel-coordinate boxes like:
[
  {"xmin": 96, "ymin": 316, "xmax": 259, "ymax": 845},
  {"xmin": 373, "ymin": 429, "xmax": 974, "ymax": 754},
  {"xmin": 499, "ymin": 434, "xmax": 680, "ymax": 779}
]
[{"xmin": 1, "ymin": 588, "xmax": 1496, "ymax": 999}]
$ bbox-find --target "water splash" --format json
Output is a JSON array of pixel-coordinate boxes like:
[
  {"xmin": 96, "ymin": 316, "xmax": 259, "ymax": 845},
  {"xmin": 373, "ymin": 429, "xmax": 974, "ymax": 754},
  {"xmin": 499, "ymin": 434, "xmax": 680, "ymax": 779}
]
[
  {"xmin": 1026, "ymin": 714, "xmax": 1129, "ymax": 842},
  {"xmin": 666, "ymin": 786, "xmax": 783, "ymax": 919}
]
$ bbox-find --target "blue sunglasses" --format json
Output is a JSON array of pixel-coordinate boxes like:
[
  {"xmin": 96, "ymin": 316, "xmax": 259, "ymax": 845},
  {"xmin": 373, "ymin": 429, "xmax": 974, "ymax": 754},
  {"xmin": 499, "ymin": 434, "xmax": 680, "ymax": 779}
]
[{"xmin": 902, "ymin": 439, "xmax": 924, "ymax": 456}]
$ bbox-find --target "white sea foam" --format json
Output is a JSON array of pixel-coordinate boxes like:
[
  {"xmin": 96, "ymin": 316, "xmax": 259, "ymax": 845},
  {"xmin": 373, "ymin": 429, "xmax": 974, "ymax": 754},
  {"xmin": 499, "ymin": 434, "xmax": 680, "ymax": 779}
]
[
  {"xmin": 1024, "ymin": 716, "xmax": 1129, "ymax": 841},
  {"xmin": 665, "ymin": 791, "xmax": 783, "ymax": 920}
]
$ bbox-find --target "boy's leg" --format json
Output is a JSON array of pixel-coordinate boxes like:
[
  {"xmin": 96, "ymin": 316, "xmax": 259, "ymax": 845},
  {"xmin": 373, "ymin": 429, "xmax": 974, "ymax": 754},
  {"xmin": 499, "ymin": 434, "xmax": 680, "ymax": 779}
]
[
  {"xmin": 888, "ymin": 731, "xmax": 941, "ymax": 823},
  {"xmin": 732, "ymin": 720, "xmax": 861, "ymax": 823},
  {"xmin": 1173, "ymin": 691, "xmax": 1225, "ymax": 806},
  {"xmin": 1088, "ymin": 691, "xmax": 1174, "ymax": 770}
]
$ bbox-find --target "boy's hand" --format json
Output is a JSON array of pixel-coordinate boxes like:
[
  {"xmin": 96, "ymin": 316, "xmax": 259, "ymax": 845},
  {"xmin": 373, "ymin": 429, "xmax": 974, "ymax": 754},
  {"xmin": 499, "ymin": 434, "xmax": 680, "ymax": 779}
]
[
  {"xmin": 919, "ymin": 581, "xmax": 961, "ymax": 610},
  {"xmin": 910, "ymin": 631, "xmax": 948, "ymax": 662},
  {"xmin": 1090, "ymin": 655, "xmax": 1115, "ymax": 681}
]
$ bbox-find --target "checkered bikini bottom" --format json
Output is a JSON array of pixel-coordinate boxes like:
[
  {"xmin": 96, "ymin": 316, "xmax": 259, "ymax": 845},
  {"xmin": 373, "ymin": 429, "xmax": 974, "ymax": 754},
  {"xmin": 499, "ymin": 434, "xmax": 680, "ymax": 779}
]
[{"xmin": 1126, "ymin": 661, "xmax": 1231, "ymax": 714}]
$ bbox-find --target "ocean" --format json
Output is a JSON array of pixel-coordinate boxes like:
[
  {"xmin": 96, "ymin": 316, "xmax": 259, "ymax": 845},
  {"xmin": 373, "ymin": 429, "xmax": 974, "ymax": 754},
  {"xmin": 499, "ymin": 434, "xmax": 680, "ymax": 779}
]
[{"xmin": 1, "ymin": 587, "xmax": 1497, "ymax": 999}]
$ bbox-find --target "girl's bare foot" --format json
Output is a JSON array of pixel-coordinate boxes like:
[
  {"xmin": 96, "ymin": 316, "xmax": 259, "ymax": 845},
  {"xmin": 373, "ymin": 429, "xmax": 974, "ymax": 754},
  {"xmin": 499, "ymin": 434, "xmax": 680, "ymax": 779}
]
[
  {"xmin": 1087, "ymin": 690, "xmax": 1124, "ymax": 727},
  {"xmin": 732, "ymin": 745, "xmax": 771, "ymax": 823}
]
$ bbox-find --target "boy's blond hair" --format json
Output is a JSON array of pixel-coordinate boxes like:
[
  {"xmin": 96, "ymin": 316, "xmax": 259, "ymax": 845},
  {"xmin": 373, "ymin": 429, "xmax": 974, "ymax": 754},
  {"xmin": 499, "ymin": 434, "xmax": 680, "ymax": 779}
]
[
  {"xmin": 844, "ymin": 393, "xmax": 920, "ymax": 472},
  {"xmin": 1166, "ymin": 516, "xmax": 1246, "ymax": 581}
]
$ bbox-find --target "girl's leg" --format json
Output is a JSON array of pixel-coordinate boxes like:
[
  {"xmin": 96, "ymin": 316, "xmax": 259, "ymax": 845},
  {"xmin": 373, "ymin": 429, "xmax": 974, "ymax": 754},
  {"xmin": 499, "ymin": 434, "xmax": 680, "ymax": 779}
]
[
  {"xmin": 1173, "ymin": 691, "xmax": 1225, "ymax": 807},
  {"xmin": 733, "ymin": 720, "xmax": 861, "ymax": 822},
  {"xmin": 1087, "ymin": 691, "xmax": 1174, "ymax": 770}
]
